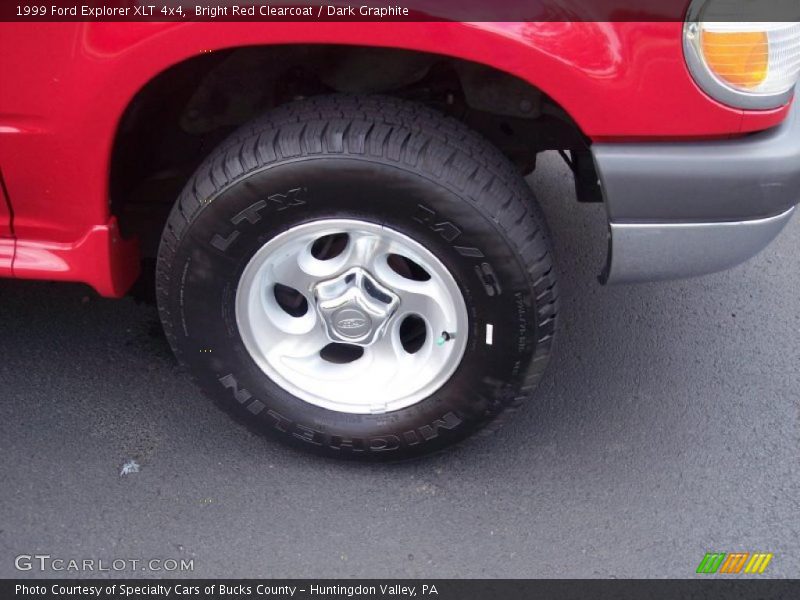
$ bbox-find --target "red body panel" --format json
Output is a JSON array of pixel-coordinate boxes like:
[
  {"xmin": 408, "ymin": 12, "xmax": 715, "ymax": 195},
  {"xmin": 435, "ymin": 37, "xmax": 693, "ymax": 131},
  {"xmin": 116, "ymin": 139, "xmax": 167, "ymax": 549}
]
[{"xmin": 0, "ymin": 21, "xmax": 792, "ymax": 296}]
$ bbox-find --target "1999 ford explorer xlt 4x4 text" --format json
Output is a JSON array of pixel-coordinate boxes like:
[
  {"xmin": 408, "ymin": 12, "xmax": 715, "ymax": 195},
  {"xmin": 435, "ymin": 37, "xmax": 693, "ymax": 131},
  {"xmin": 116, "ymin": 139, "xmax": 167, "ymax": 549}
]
[{"xmin": 1, "ymin": 2, "xmax": 799, "ymax": 459}]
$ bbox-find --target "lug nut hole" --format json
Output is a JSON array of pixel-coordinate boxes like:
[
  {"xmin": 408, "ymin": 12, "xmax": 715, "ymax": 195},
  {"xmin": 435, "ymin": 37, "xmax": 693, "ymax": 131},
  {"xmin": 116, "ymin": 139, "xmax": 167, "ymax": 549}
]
[
  {"xmin": 311, "ymin": 233, "xmax": 349, "ymax": 260},
  {"xmin": 273, "ymin": 283, "xmax": 308, "ymax": 317},
  {"xmin": 320, "ymin": 343, "xmax": 364, "ymax": 364},
  {"xmin": 387, "ymin": 254, "xmax": 431, "ymax": 281},
  {"xmin": 400, "ymin": 315, "xmax": 427, "ymax": 354}
]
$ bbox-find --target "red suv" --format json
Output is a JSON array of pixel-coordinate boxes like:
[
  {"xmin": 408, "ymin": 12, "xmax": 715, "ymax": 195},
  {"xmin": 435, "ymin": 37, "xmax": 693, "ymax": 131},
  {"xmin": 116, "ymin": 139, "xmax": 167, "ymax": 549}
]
[{"xmin": 1, "ymin": 4, "xmax": 798, "ymax": 459}]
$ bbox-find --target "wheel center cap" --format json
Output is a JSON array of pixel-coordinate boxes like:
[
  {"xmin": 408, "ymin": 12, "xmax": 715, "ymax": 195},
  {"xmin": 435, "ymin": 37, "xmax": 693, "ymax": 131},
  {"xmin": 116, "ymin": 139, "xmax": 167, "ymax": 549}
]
[
  {"xmin": 332, "ymin": 307, "xmax": 372, "ymax": 339},
  {"xmin": 314, "ymin": 267, "xmax": 399, "ymax": 346}
]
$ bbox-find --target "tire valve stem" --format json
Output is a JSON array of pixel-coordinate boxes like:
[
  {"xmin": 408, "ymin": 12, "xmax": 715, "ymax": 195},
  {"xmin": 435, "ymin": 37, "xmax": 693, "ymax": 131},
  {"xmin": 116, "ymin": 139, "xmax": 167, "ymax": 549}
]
[{"xmin": 436, "ymin": 331, "xmax": 454, "ymax": 346}]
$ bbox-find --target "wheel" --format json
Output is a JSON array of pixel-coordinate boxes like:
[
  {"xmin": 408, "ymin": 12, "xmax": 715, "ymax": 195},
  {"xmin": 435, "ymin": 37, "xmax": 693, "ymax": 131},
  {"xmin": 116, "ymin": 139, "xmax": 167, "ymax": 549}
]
[{"xmin": 156, "ymin": 95, "xmax": 557, "ymax": 460}]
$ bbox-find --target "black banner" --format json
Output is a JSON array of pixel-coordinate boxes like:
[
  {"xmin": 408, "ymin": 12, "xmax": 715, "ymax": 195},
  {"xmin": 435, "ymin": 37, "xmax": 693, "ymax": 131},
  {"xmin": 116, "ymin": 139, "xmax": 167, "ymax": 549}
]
[
  {"xmin": 3, "ymin": 0, "xmax": 800, "ymax": 22},
  {"xmin": 3, "ymin": 580, "xmax": 800, "ymax": 600}
]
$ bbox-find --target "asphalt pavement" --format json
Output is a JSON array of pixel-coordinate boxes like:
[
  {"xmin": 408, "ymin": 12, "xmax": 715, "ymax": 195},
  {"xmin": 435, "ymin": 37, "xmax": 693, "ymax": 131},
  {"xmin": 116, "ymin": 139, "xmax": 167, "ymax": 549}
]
[{"xmin": 1, "ymin": 152, "xmax": 798, "ymax": 578}]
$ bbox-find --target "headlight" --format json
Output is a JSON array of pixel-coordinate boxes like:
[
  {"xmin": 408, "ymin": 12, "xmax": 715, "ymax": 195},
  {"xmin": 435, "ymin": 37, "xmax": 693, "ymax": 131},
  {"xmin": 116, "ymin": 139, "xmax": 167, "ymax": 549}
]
[{"xmin": 684, "ymin": 2, "xmax": 800, "ymax": 109}]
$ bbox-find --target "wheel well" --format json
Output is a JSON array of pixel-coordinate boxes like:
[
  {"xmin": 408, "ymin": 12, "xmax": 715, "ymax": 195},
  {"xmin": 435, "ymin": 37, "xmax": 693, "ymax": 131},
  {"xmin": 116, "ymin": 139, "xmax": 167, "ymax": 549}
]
[{"xmin": 110, "ymin": 44, "xmax": 593, "ymax": 257}]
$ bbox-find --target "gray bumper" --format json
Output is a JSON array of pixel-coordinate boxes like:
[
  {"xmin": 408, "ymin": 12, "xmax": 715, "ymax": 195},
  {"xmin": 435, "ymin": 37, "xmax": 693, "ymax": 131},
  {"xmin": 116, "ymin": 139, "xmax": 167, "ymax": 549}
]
[
  {"xmin": 593, "ymin": 88, "xmax": 800, "ymax": 284},
  {"xmin": 603, "ymin": 208, "xmax": 794, "ymax": 284}
]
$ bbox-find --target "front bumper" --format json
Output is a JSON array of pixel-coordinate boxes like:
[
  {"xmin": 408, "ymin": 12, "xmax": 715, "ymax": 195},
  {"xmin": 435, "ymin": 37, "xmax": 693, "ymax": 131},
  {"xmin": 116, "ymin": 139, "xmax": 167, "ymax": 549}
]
[{"xmin": 592, "ymin": 87, "xmax": 799, "ymax": 284}]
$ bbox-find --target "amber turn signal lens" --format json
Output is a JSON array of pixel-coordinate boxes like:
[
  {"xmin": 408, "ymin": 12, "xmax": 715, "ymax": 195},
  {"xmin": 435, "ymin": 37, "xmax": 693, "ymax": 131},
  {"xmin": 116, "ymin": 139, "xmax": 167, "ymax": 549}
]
[
  {"xmin": 701, "ymin": 30, "xmax": 769, "ymax": 90},
  {"xmin": 685, "ymin": 2, "xmax": 800, "ymax": 107}
]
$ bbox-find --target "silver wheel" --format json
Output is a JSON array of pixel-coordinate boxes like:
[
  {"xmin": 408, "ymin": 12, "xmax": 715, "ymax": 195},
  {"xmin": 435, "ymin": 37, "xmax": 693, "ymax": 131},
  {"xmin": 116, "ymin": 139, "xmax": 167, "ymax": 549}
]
[{"xmin": 235, "ymin": 219, "xmax": 468, "ymax": 414}]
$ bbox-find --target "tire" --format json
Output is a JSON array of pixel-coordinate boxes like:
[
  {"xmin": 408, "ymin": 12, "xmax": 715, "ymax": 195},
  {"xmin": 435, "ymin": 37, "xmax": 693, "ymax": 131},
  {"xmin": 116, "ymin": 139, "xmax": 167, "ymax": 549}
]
[{"xmin": 156, "ymin": 94, "xmax": 557, "ymax": 460}]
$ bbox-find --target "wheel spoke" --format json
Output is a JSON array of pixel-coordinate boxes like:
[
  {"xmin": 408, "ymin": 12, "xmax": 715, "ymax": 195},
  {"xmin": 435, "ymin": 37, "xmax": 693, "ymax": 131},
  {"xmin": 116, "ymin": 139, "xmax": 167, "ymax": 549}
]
[
  {"xmin": 344, "ymin": 231, "xmax": 391, "ymax": 272},
  {"xmin": 268, "ymin": 322, "xmax": 330, "ymax": 361},
  {"xmin": 381, "ymin": 273, "xmax": 451, "ymax": 330},
  {"xmin": 368, "ymin": 324, "xmax": 404, "ymax": 364},
  {"xmin": 269, "ymin": 250, "xmax": 318, "ymax": 294},
  {"xmin": 360, "ymin": 328, "xmax": 406, "ymax": 399}
]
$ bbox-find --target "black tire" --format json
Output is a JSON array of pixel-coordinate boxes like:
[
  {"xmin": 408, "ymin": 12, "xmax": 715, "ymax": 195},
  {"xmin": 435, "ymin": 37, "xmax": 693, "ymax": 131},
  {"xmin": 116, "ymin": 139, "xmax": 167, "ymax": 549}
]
[{"xmin": 156, "ymin": 95, "xmax": 557, "ymax": 460}]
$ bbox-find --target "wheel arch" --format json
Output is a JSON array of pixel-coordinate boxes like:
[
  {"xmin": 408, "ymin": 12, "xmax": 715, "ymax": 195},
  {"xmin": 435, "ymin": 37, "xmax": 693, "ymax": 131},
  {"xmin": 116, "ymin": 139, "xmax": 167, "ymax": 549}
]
[{"xmin": 106, "ymin": 24, "xmax": 592, "ymax": 257}]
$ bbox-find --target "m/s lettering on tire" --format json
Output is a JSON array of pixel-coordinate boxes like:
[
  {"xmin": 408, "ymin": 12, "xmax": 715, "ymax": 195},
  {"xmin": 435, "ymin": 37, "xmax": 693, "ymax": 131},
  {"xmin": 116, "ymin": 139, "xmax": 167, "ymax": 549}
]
[{"xmin": 413, "ymin": 203, "xmax": 502, "ymax": 296}]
